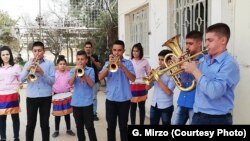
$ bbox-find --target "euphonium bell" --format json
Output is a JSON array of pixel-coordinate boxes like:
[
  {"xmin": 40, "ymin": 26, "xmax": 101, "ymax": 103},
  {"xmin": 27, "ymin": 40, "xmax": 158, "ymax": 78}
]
[
  {"xmin": 162, "ymin": 34, "xmax": 206, "ymax": 91},
  {"xmin": 76, "ymin": 68, "xmax": 84, "ymax": 77},
  {"xmin": 27, "ymin": 56, "xmax": 39, "ymax": 82}
]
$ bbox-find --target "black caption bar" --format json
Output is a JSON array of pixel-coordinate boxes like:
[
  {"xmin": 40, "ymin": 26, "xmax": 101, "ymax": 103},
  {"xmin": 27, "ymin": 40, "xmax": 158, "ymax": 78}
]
[{"xmin": 128, "ymin": 125, "xmax": 250, "ymax": 140}]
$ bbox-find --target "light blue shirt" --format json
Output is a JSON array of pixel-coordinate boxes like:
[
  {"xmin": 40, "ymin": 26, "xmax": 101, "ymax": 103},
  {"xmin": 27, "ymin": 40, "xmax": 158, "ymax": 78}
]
[
  {"xmin": 20, "ymin": 59, "xmax": 55, "ymax": 98},
  {"xmin": 101, "ymin": 58, "xmax": 135, "ymax": 102},
  {"xmin": 194, "ymin": 51, "xmax": 240, "ymax": 115},
  {"xmin": 151, "ymin": 74, "xmax": 176, "ymax": 109},
  {"xmin": 69, "ymin": 67, "xmax": 95, "ymax": 107}
]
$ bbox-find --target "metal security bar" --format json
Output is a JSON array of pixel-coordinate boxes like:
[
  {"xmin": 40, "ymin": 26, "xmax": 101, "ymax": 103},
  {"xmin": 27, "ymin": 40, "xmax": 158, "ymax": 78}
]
[
  {"xmin": 174, "ymin": 0, "xmax": 208, "ymax": 49},
  {"xmin": 126, "ymin": 5, "xmax": 149, "ymax": 56}
]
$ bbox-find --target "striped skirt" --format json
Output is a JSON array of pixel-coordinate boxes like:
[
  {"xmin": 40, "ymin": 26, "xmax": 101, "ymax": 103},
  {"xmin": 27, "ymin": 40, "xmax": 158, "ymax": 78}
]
[
  {"xmin": 52, "ymin": 92, "xmax": 73, "ymax": 116},
  {"xmin": 130, "ymin": 84, "xmax": 148, "ymax": 103},
  {"xmin": 0, "ymin": 92, "xmax": 20, "ymax": 115}
]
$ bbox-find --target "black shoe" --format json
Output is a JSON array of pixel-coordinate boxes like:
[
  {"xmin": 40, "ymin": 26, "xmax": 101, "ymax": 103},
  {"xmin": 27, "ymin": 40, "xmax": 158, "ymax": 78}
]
[
  {"xmin": 14, "ymin": 139, "xmax": 20, "ymax": 141},
  {"xmin": 66, "ymin": 130, "xmax": 75, "ymax": 136},
  {"xmin": 94, "ymin": 115, "xmax": 99, "ymax": 121},
  {"xmin": 52, "ymin": 131, "xmax": 59, "ymax": 138}
]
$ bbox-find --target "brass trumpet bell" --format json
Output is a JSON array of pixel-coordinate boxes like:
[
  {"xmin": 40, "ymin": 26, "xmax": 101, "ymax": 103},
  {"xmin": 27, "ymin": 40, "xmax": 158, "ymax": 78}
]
[
  {"xmin": 27, "ymin": 56, "xmax": 39, "ymax": 82},
  {"xmin": 109, "ymin": 63, "xmax": 118, "ymax": 72},
  {"xmin": 143, "ymin": 67, "xmax": 161, "ymax": 85},
  {"xmin": 109, "ymin": 56, "xmax": 120, "ymax": 72},
  {"xmin": 76, "ymin": 68, "xmax": 84, "ymax": 77},
  {"xmin": 27, "ymin": 74, "xmax": 37, "ymax": 82}
]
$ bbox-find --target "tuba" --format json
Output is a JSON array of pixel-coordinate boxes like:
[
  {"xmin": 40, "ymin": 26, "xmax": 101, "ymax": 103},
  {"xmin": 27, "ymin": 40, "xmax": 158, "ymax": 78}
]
[
  {"xmin": 143, "ymin": 35, "xmax": 207, "ymax": 91},
  {"xmin": 27, "ymin": 56, "xmax": 39, "ymax": 82}
]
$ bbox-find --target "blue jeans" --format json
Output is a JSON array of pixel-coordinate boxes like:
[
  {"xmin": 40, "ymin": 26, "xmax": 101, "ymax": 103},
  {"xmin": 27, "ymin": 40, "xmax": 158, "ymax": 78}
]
[
  {"xmin": 150, "ymin": 105, "xmax": 174, "ymax": 125},
  {"xmin": 173, "ymin": 106, "xmax": 193, "ymax": 125},
  {"xmin": 191, "ymin": 112, "xmax": 232, "ymax": 125},
  {"xmin": 92, "ymin": 82, "xmax": 100, "ymax": 115}
]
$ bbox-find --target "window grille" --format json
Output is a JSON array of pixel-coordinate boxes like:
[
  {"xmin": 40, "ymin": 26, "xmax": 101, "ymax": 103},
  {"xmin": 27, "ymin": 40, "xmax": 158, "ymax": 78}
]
[
  {"xmin": 174, "ymin": 0, "xmax": 208, "ymax": 49},
  {"xmin": 125, "ymin": 5, "xmax": 149, "ymax": 57}
]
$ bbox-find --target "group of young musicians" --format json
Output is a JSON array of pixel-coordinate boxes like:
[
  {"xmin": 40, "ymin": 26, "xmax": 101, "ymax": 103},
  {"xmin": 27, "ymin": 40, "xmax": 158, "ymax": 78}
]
[{"xmin": 0, "ymin": 22, "xmax": 240, "ymax": 141}]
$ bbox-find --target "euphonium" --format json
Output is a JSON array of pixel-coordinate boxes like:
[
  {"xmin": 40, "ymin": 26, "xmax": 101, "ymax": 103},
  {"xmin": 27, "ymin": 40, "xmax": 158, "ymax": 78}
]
[
  {"xmin": 162, "ymin": 34, "xmax": 206, "ymax": 91},
  {"xmin": 109, "ymin": 55, "xmax": 120, "ymax": 72},
  {"xmin": 76, "ymin": 68, "xmax": 84, "ymax": 77},
  {"xmin": 27, "ymin": 56, "xmax": 39, "ymax": 82},
  {"xmin": 143, "ymin": 35, "xmax": 207, "ymax": 91}
]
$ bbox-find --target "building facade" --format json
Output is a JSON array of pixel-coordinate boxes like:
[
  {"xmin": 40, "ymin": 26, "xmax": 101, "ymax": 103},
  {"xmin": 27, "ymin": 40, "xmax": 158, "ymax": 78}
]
[{"xmin": 118, "ymin": 0, "xmax": 250, "ymax": 124}]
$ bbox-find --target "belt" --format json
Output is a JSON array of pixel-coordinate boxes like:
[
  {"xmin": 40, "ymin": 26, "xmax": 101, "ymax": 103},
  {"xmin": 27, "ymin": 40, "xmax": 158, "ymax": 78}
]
[{"xmin": 196, "ymin": 112, "xmax": 231, "ymax": 118}]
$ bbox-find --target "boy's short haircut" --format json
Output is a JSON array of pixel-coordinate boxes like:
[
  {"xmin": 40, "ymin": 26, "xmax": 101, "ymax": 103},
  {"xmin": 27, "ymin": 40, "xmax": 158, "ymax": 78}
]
[
  {"xmin": 77, "ymin": 50, "xmax": 87, "ymax": 58},
  {"xmin": 84, "ymin": 41, "xmax": 92, "ymax": 47},
  {"xmin": 206, "ymin": 23, "xmax": 230, "ymax": 43},
  {"xmin": 158, "ymin": 49, "xmax": 173, "ymax": 61},
  {"xmin": 186, "ymin": 31, "xmax": 203, "ymax": 41},
  {"xmin": 112, "ymin": 40, "xmax": 125, "ymax": 49},
  {"xmin": 32, "ymin": 41, "xmax": 45, "ymax": 49},
  {"xmin": 158, "ymin": 49, "xmax": 172, "ymax": 56}
]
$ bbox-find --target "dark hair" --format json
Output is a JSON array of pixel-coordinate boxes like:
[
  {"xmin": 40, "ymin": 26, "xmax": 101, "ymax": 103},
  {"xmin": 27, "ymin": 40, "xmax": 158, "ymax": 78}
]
[
  {"xmin": 131, "ymin": 43, "xmax": 144, "ymax": 59},
  {"xmin": 32, "ymin": 41, "xmax": 45, "ymax": 49},
  {"xmin": 57, "ymin": 55, "xmax": 67, "ymax": 64},
  {"xmin": 84, "ymin": 41, "xmax": 92, "ymax": 47},
  {"xmin": 158, "ymin": 49, "xmax": 172, "ymax": 61},
  {"xmin": 186, "ymin": 30, "xmax": 203, "ymax": 41},
  {"xmin": 77, "ymin": 50, "xmax": 87, "ymax": 58},
  {"xmin": 112, "ymin": 40, "xmax": 125, "ymax": 49},
  {"xmin": 206, "ymin": 23, "xmax": 230, "ymax": 43},
  {"xmin": 0, "ymin": 46, "xmax": 15, "ymax": 66}
]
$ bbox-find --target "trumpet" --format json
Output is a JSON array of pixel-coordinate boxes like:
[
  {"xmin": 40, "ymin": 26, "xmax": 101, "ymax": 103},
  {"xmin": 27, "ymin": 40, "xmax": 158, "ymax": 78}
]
[
  {"xmin": 143, "ymin": 67, "xmax": 161, "ymax": 86},
  {"xmin": 27, "ymin": 56, "xmax": 39, "ymax": 82},
  {"xmin": 76, "ymin": 68, "xmax": 84, "ymax": 77},
  {"xmin": 109, "ymin": 55, "xmax": 120, "ymax": 72}
]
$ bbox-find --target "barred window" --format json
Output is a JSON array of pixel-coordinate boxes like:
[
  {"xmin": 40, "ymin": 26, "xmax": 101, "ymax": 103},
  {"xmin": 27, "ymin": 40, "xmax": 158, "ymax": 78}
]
[
  {"xmin": 174, "ymin": 0, "xmax": 208, "ymax": 48},
  {"xmin": 125, "ymin": 5, "xmax": 149, "ymax": 57}
]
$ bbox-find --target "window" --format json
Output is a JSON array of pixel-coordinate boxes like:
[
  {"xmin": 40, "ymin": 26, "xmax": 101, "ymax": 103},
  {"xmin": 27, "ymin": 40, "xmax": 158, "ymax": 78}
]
[
  {"xmin": 174, "ymin": 0, "xmax": 208, "ymax": 48},
  {"xmin": 125, "ymin": 5, "xmax": 149, "ymax": 57}
]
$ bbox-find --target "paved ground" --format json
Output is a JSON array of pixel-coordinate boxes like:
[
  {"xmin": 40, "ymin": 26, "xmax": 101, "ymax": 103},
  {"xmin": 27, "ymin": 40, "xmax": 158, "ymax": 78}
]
[{"xmin": 5, "ymin": 84, "xmax": 150, "ymax": 141}]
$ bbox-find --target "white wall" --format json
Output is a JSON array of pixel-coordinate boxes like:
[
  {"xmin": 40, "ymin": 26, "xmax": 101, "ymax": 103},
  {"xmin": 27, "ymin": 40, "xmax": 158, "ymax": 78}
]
[
  {"xmin": 118, "ymin": 0, "xmax": 168, "ymax": 68},
  {"xmin": 211, "ymin": 0, "xmax": 250, "ymax": 124},
  {"xmin": 118, "ymin": 0, "xmax": 149, "ymax": 41},
  {"xmin": 232, "ymin": 0, "xmax": 250, "ymax": 124},
  {"xmin": 119, "ymin": 0, "xmax": 250, "ymax": 124},
  {"xmin": 118, "ymin": 0, "xmax": 170, "ymax": 117}
]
